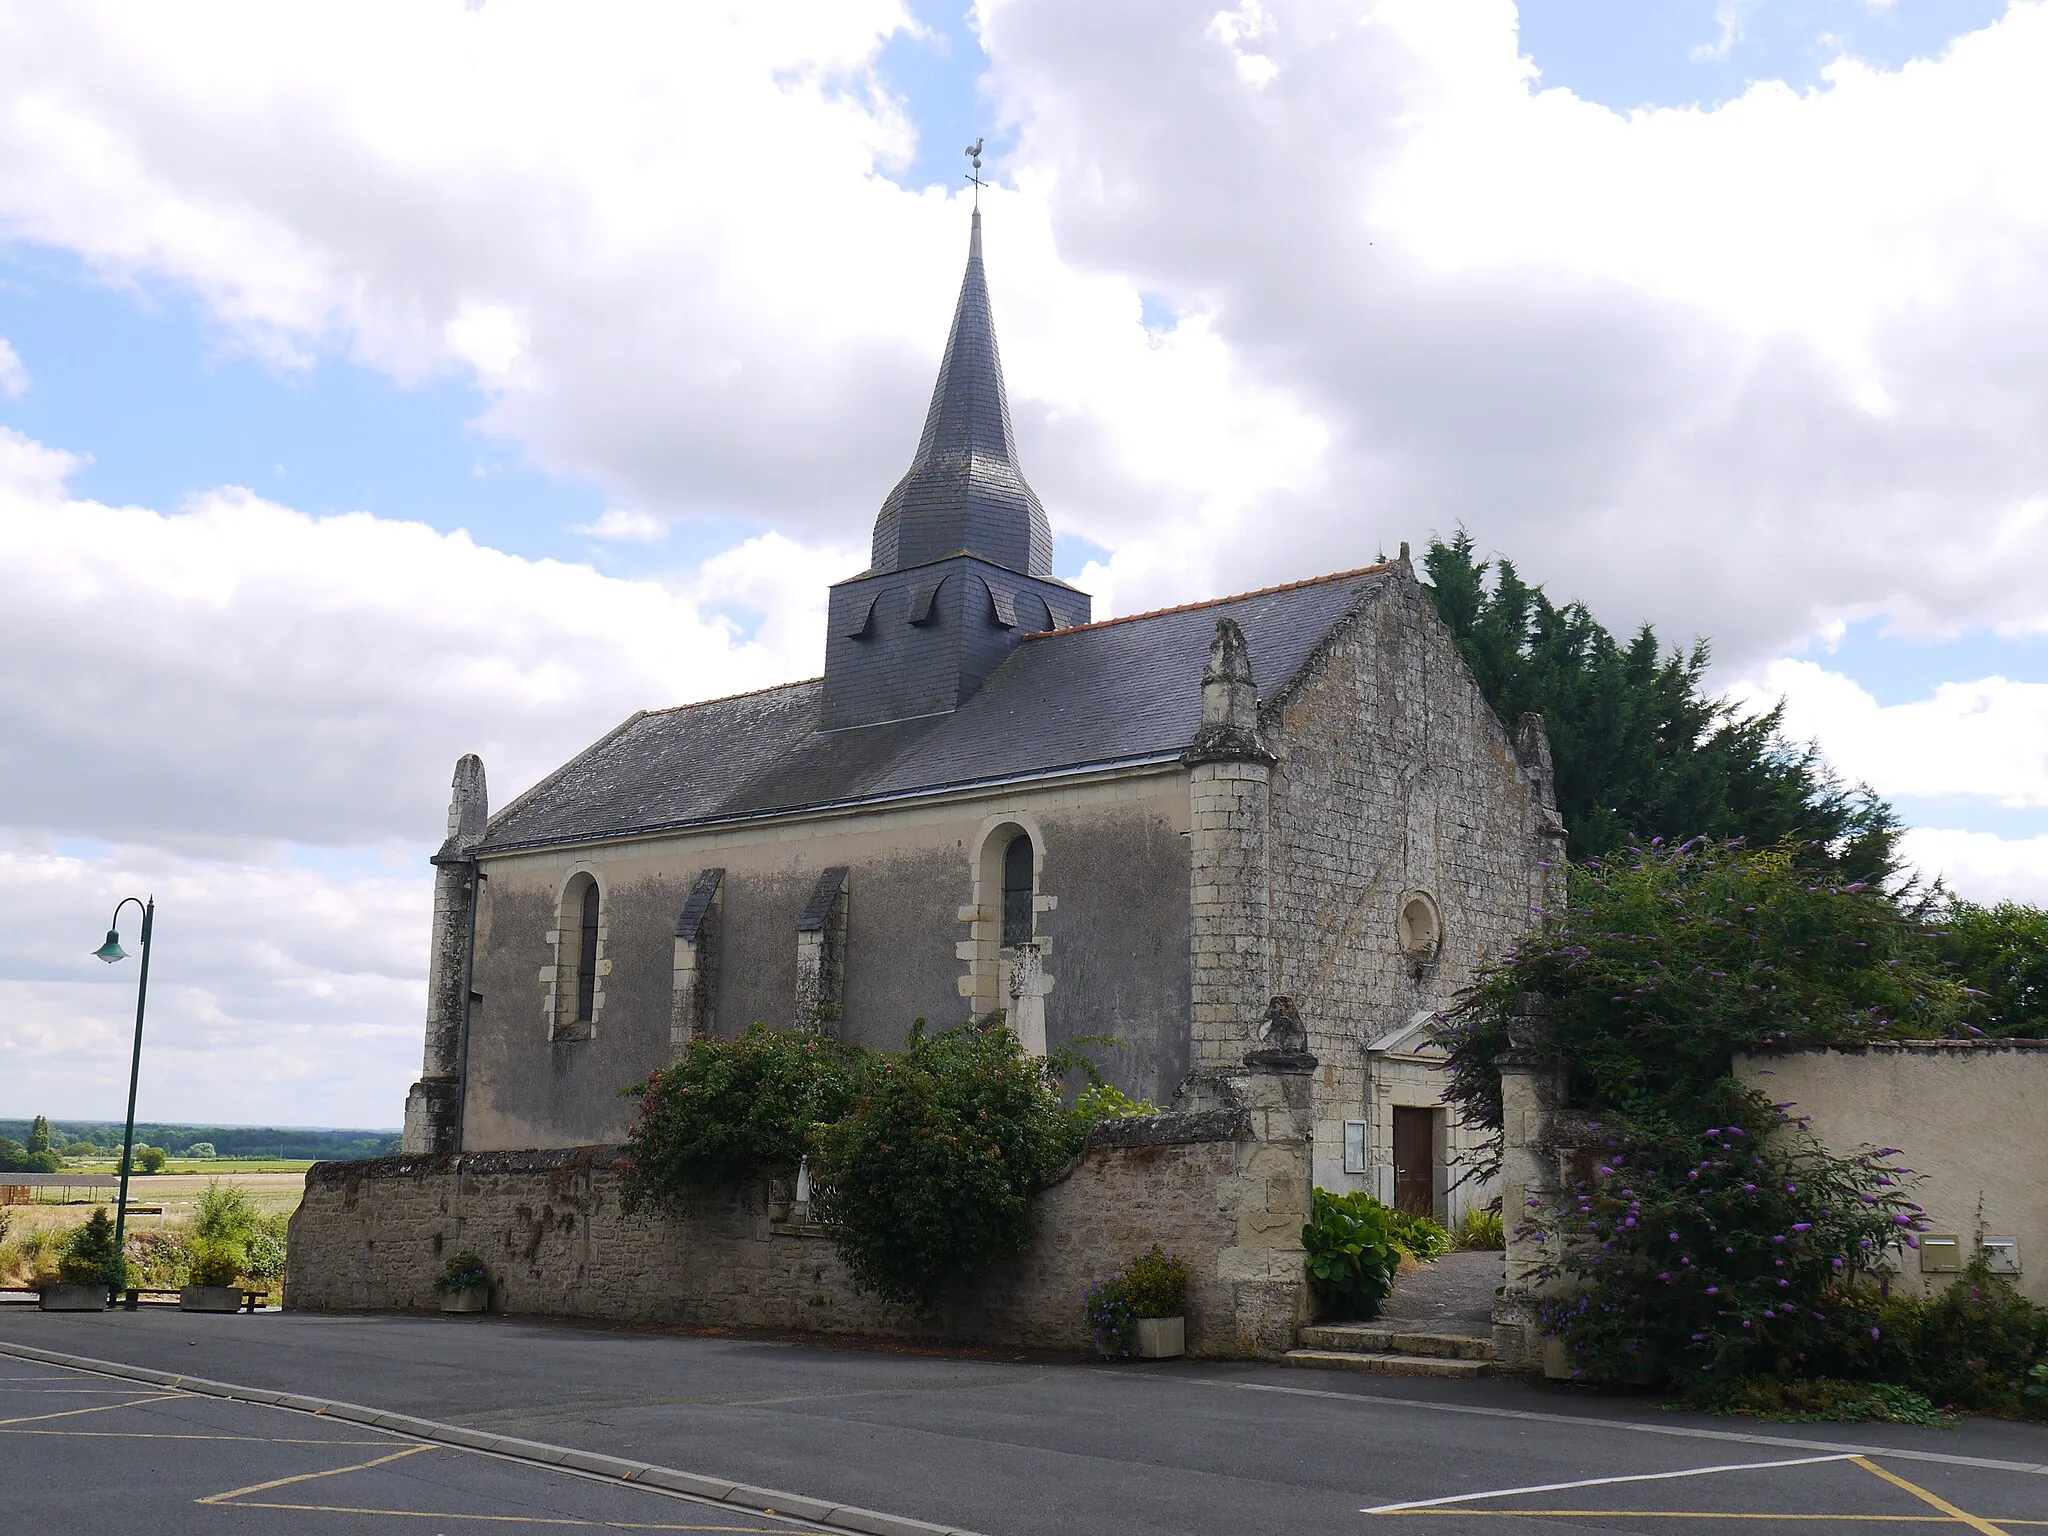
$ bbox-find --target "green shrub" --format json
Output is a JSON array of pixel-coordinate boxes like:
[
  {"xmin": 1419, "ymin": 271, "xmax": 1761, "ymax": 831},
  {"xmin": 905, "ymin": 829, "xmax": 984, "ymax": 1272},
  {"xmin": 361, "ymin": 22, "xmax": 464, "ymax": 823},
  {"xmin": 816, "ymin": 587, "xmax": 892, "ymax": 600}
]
[
  {"xmin": 58, "ymin": 1208, "xmax": 122, "ymax": 1287},
  {"xmin": 435, "ymin": 1249, "xmax": 491, "ymax": 1295},
  {"xmin": 1073, "ymin": 1081, "xmax": 1158, "ymax": 1123},
  {"xmin": 1085, "ymin": 1275, "xmax": 1136, "ymax": 1358},
  {"xmin": 243, "ymin": 1227, "xmax": 288, "ymax": 1283},
  {"xmin": 1388, "ymin": 1208, "xmax": 1453, "ymax": 1263},
  {"xmin": 1123, "ymin": 1246, "xmax": 1188, "ymax": 1319},
  {"xmin": 1453, "ymin": 1206, "xmax": 1506, "ymax": 1251},
  {"xmin": 61, "ymin": 1141, "xmax": 98, "ymax": 1158},
  {"xmin": 188, "ymin": 1235, "xmax": 244, "ymax": 1288},
  {"xmin": 1819, "ymin": 1260, "xmax": 2048, "ymax": 1416},
  {"xmin": 810, "ymin": 1022, "xmax": 1086, "ymax": 1305},
  {"xmin": 1302, "ymin": 1189, "xmax": 1403, "ymax": 1320},
  {"xmin": 1685, "ymin": 1376, "xmax": 1955, "ymax": 1427},
  {"xmin": 126, "ymin": 1230, "xmax": 193, "ymax": 1289},
  {"xmin": 620, "ymin": 1025, "xmax": 862, "ymax": 1214},
  {"xmin": 195, "ymin": 1178, "xmax": 261, "ymax": 1244}
]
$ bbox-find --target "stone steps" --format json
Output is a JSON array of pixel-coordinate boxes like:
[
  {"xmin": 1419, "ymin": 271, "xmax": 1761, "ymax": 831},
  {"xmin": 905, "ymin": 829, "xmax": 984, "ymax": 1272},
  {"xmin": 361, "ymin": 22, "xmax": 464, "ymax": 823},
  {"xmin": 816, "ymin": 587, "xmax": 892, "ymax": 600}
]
[
  {"xmin": 1284, "ymin": 1323, "xmax": 1497, "ymax": 1378},
  {"xmin": 1282, "ymin": 1347, "xmax": 1493, "ymax": 1379}
]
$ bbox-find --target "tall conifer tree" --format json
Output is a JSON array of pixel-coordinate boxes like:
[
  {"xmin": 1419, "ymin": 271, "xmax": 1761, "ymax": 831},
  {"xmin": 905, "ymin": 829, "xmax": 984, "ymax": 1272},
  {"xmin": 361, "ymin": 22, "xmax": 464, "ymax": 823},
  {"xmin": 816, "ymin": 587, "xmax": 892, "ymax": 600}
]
[{"xmin": 1421, "ymin": 533, "xmax": 1901, "ymax": 882}]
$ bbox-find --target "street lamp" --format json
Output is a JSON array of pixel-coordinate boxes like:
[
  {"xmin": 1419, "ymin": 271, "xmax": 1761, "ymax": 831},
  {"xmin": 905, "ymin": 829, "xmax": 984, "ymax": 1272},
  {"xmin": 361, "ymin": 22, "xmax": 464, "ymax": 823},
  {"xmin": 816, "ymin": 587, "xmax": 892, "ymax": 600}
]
[{"xmin": 95, "ymin": 896, "xmax": 154, "ymax": 1303}]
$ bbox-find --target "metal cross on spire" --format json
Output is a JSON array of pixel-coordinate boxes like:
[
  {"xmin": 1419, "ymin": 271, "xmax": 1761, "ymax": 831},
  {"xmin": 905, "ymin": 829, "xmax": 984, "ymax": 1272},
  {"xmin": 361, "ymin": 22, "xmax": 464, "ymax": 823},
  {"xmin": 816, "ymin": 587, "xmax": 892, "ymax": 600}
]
[{"xmin": 964, "ymin": 137, "xmax": 986, "ymax": 207}]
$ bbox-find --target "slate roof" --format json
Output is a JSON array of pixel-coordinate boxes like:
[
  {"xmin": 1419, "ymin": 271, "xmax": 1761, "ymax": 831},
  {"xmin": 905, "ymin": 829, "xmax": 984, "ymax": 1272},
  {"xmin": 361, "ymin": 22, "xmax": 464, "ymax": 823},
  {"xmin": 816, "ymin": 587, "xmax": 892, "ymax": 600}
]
[
  {"xmin": 478, "ymin": 563, "xmax": 1395, "ymax": 854},
  {"xmin": 866, "ymin": 210, "xmax": 1053, "ymax": 580}
]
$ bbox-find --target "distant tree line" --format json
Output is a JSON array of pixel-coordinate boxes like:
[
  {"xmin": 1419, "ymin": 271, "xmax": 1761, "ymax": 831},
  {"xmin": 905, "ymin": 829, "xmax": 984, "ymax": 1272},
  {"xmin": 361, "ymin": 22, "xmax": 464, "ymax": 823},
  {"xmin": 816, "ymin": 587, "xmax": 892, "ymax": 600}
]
[
  {"xmin": 0, "ymin": 1118, "xmax": 400, "ymax": 1169},
  {"xmin": 1419, "ymin": 532, "xmax": 2045, "ymax": 1037}
]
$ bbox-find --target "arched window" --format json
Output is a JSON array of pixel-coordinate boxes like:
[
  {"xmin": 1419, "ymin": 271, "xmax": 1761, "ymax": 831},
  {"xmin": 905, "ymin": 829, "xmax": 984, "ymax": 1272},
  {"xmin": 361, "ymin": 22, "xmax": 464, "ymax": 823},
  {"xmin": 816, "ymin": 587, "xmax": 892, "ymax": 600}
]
[
  {"xmin": 575, "ymin": 880, "xmax": 601, "ymax": 1022},
  {"xmin": 1001, "ymin": 833, "xmax": 1035, "ymax": 948}
]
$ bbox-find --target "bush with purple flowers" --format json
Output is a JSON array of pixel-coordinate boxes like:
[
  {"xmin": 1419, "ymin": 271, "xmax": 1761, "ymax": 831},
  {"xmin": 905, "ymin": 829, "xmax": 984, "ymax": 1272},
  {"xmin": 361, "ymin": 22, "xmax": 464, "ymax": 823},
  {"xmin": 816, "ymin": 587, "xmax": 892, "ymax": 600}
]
[
  {"xmin": 1084, "ymin": 1275, "xmax": 1137, "ymax": 1358},
  {"xmin": 1433, "ymin": 838, "xmax": 1973, "ymax": 1389},
  {"xmin": 1525, "ymin": 1100, "xmax": 1921, "ymax": 1384}
]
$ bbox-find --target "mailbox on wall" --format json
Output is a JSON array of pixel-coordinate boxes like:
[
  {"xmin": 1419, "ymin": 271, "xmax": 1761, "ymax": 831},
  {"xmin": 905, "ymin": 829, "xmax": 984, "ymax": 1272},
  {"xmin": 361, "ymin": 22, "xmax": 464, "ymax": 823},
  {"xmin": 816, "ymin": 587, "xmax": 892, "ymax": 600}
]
[
  {"xmin": 1919, "ymin": 1235, "xmax": 1963, "ymax": 1273},
  {"xmin": 1983, "ymin": 1237, "xmax": 2021, "ymax": 1275}
]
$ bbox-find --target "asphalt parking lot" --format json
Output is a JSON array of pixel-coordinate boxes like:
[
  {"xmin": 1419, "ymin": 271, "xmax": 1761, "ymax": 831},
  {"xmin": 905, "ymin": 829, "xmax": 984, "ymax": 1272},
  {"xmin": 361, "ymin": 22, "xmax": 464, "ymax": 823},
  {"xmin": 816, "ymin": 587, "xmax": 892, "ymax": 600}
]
[
  {"xmin": 3, "ymin": 1306, "xmax": 2044, "ymax": 1534},
  {"xmin": 0, "ymin": 1351, "xmax": 840, "ymax": 1535}
]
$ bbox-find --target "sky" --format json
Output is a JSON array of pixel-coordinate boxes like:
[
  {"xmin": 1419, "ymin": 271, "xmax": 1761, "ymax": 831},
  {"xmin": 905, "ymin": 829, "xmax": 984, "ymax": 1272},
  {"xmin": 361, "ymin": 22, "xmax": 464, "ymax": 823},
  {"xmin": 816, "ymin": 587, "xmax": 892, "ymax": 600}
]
[{"xmin": 2, "ymin": 0, "xmax": 2045, "ymax": 1128}]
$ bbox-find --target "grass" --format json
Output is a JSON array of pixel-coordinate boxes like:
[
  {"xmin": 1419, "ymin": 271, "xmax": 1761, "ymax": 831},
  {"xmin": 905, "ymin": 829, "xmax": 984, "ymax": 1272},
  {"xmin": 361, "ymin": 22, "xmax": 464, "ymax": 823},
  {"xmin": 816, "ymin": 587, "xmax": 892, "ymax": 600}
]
[{"xmin": 2, "ymin": 1174, "xmax": 298, "ymax": 1298}]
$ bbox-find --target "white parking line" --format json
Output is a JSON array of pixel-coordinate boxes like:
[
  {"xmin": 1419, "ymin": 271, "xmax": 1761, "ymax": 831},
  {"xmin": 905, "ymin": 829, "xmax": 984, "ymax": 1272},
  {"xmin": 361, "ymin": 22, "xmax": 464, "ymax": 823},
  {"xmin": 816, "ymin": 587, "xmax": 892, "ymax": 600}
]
[
  {"xmin": 1194, "ymin": 1378, "xmax": 2048, "ymax": 1477},
  {"xmin": 1363, "ymin": 1453, "xmax": 1859, "ymax": 1514}
]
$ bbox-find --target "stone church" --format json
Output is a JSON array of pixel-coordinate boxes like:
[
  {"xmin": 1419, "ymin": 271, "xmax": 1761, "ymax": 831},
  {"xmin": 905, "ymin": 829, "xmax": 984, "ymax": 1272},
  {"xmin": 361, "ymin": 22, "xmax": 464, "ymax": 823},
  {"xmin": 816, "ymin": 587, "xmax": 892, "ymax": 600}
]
[{"xmin": 402, "ymin": 211, "xmax": 1565, "ymax": 1214}]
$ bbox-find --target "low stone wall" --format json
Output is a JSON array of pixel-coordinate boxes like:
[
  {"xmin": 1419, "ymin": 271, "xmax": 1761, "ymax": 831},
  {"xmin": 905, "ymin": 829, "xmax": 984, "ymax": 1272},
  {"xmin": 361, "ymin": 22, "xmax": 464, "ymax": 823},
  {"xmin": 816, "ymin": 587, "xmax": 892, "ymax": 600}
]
[
  {"xmin": 286, "ymin": 1089, "xmax": 1315, "ymax": 1357},
  {"xmin": 1737, "ymin": 1040, "xmax": 2048, "ymax": 1306}
]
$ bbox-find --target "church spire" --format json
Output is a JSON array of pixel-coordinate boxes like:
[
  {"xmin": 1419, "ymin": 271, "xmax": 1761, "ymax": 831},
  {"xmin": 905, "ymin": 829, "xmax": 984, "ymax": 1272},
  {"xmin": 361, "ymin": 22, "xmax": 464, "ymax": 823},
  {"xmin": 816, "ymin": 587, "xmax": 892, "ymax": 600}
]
[{"xmin": 868, "ymin": 208, "xmax": 1054, "ymax": 579}]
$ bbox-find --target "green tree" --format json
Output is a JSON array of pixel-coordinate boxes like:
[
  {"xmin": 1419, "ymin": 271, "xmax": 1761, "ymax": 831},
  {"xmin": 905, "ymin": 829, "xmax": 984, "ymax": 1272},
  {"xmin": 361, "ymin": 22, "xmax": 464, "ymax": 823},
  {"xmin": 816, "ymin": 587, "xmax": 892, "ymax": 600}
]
[
  {"xmin": 1421, "ymin": 533, "xmax": 1901, "ymax": 882},
  {"xmin": 1940, "ymin": 900, "xmax": 2048, "ymax": 1039},
  {"xmin": 122, "ymin": 1144, "xmax": 167, "ymax": 1176},
  {"xmin": 1435, "ymin": 840, "xmax": 1967, "ymax": 1388},
  {"xmin": 27, "ymin": 1115, "xmax": 50, "ymax": 1154},
  {"xmin": 1438, "ymin": 840, "xmax": 1964, "ymax": 1145}
]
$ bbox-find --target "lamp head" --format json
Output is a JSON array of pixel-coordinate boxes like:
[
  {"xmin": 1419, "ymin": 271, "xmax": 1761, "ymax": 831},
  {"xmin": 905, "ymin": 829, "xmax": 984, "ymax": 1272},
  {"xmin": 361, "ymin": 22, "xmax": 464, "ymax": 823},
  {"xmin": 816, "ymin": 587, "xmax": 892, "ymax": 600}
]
[{"xmin": 94, "ymin": 930, "xmax": 127, "ymax": 964}]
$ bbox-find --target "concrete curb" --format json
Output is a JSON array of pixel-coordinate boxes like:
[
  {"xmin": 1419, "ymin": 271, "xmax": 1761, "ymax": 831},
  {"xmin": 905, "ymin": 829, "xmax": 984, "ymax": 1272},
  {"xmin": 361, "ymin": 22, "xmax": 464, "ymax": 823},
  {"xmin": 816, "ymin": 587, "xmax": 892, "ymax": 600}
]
[{"xmin": 0, "ymin": 1339, "xmax": 985, "ymax": 1536}]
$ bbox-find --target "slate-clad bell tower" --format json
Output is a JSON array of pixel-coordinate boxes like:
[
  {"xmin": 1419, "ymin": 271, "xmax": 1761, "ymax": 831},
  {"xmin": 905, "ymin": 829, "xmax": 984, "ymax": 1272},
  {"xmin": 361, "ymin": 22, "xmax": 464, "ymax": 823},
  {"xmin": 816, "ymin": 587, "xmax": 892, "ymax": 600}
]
[{"xmin": 821, "ymin": 211, "xmax": 1090, "ymax": 731}]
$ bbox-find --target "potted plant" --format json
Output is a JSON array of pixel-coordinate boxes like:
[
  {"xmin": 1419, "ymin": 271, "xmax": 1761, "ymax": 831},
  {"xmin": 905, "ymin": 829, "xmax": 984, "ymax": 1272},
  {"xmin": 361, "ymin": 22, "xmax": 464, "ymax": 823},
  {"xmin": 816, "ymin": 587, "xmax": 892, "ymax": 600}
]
[
  {"xmin": 180, "ymin": 1235, "xmax": 247, "ymax": 1311},
  {"xmin": 1085, "ymin": 1246, "xmax": 1190, "ymax": 1360},
  {"xmin": 1124, "ymin": 1246, "xmax": 1188, "ymax": 1359},
  {"xmin": 38, "ymin": 1208, "xmax": 118, "ymax": 1310},
  {"xmin": 435, "ymin": 1249, "xmax": 492, "ymax": 1313}
]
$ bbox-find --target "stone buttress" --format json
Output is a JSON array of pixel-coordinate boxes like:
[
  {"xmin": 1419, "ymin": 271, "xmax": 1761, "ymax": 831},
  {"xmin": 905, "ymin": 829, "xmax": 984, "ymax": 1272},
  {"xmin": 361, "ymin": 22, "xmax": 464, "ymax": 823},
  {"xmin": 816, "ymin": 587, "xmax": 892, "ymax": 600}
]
[{"xmin": 403, "ymin": 754, "xmax": 487, "ymax": 1155}]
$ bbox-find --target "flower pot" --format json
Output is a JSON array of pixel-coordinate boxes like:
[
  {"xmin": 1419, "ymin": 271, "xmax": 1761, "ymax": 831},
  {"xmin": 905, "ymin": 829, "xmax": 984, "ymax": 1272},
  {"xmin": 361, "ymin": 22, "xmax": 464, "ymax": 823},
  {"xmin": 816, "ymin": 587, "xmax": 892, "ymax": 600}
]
[
  {"xmin": 37, "ymin": 1283, "xmax": 107, "ymax": 1312},
  {"xmin": 180, "ymin": 1285, "xmax": 243, "ymax": 1313},
  {"xmin": 439, "ymin": 1286, "xmax": 489, "ymax": 1314},
  {"xmin": 1134, "ymin": 1316, "xmax": 1185, "ymax": 1359}
]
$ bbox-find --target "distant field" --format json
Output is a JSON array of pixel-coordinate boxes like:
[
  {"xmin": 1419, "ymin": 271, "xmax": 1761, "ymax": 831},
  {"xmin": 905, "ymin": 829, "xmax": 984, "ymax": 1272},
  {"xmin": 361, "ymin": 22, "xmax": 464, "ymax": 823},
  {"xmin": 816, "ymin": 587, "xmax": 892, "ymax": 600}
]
[
  {"xmin": 4, "ymin": 1169, "xmax": 309, "ymax": 1229},
  {"xmin": 49, "ymin": 1160, "xmax": 317, "ymax": 1171}
]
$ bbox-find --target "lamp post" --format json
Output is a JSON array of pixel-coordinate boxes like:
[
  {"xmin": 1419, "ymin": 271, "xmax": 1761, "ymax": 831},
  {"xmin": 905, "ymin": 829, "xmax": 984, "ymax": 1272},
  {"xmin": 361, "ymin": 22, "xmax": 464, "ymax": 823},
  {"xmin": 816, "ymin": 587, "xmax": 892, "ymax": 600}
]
[{"xmin": 94, "ymin": 896, "xmax": 154, "ymax": 1303}]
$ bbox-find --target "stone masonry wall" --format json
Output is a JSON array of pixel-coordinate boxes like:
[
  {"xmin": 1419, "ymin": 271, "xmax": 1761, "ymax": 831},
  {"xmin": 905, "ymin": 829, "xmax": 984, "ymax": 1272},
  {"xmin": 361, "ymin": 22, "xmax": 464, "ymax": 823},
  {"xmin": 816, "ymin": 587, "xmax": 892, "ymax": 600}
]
[
  {"xmin": 287, "ymin": 1088, "xmax": 1313, "ymax": 1357},
  {"xmin": 1264, "ymin": 562, "xmax": 1556, "ymax": 1191}
]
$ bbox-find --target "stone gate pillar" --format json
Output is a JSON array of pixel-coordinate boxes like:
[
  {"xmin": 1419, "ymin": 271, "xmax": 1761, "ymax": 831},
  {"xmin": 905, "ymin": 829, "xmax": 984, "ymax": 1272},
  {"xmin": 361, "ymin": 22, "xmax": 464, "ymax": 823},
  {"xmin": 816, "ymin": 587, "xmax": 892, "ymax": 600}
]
[{"xmin": 1491, "ymin": 996, "xmax": 1567, "ymax": 1371}]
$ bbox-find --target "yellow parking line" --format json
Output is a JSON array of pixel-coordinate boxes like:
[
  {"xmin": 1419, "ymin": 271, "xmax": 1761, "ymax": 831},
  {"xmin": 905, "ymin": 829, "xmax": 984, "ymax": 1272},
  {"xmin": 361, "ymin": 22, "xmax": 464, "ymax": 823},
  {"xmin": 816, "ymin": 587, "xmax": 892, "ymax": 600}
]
[
  {"xmin": 0, "ymin": 1393, "xmax": 183, "ymax": 1426},
  {"xmin": 198, "ymin": 1443, "xmax": 438, "ymax": 1504},
  {"xmin": 215, "ymin": 1504, "xmax": 803, "ymax": 1531},
  {"xmin": 1855, "ymin": 1457, "xmax": 2016, "ymax": 1536},
  {"xmin": 1377, "ymin": 1510, "xmax": 1961, "ymax": 1522}
]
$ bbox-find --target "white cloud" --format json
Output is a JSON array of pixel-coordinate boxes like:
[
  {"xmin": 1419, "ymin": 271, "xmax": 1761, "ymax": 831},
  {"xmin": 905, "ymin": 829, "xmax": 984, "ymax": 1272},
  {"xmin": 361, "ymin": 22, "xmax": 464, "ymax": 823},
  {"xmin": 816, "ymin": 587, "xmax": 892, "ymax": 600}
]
[
  {"xmin": 573, "ymin": 509, "xmax": 668, "ymax": 542},
  {"xmin": 0, "ymin": 424, "xmax": 847, "ymax": 1123},
  {"xmin": 0, "ymin": 839, "xmax": 427, "ymax": 1125},
  {"xmin": 0, "ymin": 336, "xmax": 25, "ymax": 397},
  {"xmin": 0, "ymin": 426, "xmax": 820, "ymax": 852},
  {"xmin": 1732, "ymin": 658, "xmax": 2048, "ymax": 806},
  {"xmin": 1899, "ymin": 827, "xmax": 2048, "ymax": 906},
  {"xmin": 981, "ymin": 0, "xmax": 2048, "ymax": 658}
]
